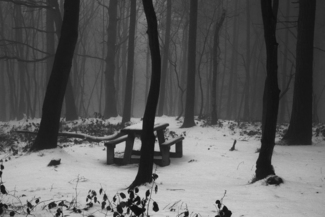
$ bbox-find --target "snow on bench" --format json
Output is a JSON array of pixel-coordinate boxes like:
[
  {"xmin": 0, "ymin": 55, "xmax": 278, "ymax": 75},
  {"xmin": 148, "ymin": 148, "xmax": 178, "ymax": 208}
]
[{"xmin": 160, "ymin": 136, "xmax": 184, "ymax": 166}]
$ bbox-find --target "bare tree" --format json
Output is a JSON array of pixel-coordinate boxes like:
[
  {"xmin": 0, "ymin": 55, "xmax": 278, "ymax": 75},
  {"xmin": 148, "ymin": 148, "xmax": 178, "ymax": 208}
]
[
  {"xmin": 181, "ymin": 0, "xmax": 198, "ymax": 128},
  {"xmin": 282, "ymin": 0, "xmax": 316, "ymax": 145},
  {"xmin": 122, "ymin": 0, "xmax": 136, "ymax": 125},
  {"xmin": 211, "ymin": 10, "xmax": 226, "ymax": 124},
  {"xmin": 253, "ymin": 0, "xmax": 281, "ymax": 182},
  {"xmin": 129, "ymin": 0, "xmax": 161, "ymax": 189},
  {"xmin": 103, "ymin": 0, "xmax": 118, "ymax": 118},
  {"xmin": 31, "ymin": 0, "xmax": 80, "ymax": 151},
  {"xmin": 157, "ymin": 0, "xmax": 171, "ymax": 116}
]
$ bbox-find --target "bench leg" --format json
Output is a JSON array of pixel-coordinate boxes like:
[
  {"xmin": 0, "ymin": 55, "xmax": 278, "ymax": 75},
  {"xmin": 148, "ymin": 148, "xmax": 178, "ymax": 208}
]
[
  {"xmin": 175, "ymin": 141, "xmax": 183, "ymax": 157},
  {"xmin": 161, "ymin": 146, "xmax": 171, "ymax": 166},
  {"xmin": 106, "ymin": 145, "xmax": 116, "ymax": 165},
  {"xmin": 157, "ymin": 130, "xmax": 165, "ymax": 144},
  {"xmin": 123, "ymin": 135, "xmax": 134, "ymax": 165}
]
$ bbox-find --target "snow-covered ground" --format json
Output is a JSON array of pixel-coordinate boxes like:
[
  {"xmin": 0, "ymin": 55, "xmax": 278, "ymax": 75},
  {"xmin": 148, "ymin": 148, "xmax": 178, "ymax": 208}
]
[{"xmin": 1, "ymin": 116, "xmax": 324, "ymax": 217}]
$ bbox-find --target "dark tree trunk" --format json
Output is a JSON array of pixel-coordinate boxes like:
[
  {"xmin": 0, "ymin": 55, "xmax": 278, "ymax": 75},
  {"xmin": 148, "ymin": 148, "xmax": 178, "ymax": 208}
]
[
  {"xmin": 226, "ymin": 0, "xmax": 239, "ymax": 120},
  {"xmin": 122, "ymin": 0, "xmax": 136, "ymax": 125},
  {"xmin": 277, "ymin": 0, "xmax": 291, "ymax": 124},
  {"xmin": 14, "ymin": 5, "xmax": 26, "ymax": 120},
  {"xmin": 30, "ymin": 0, "xmax": 80, "ymax": 151},
  {"xmin": 254, "ymin": 0, "xmax": 280, "ymax": 181},
  {"xmin": 211, "ymin": 10, "xmax": 226, "ymax": 125},
  {"xmin": 104, "ymin": 0, "xmax": 118, "ymax": 118},
  {"xmin": 0, "ymin": 64, "xmax": 6, "ymax": 121},
  {"xmin": 65, "ymin": 77, "xmax": 78, "ymax": 120},
  {"xmin": 282, "ymin": 0, "xmax": 315, "ymax": 145},
  {"xmin": 48, "ymin": 0, "xmax": 78, "ymax": 121},
  {"xmin": 242, "ymin": 0, "xmax": 251, "ymax": 121},
  {"xmin": 157, "ymin": 0, "xmax": 171, "ymax": 116},
  {"xmin": 46, "ymin": 0, "xmax": 56, "ymax": 83},
  {"xmin": 181, "ymin": 0, "xmax": 198, "ymax": 128},
  {"xmin": 0, "ymin": 11, "xmax": 6, "ymax": 121},
  {"xmin": 119, "ymin": 3, "xmax": 130, "ymax": 115},
  {"xmin": 129, "ymin": 0, "xmax": 161, "ymax": 189}
]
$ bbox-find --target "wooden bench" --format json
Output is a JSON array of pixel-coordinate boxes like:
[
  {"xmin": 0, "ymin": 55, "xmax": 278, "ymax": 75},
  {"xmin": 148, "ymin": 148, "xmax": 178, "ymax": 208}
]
[
  {"xmin": 160, "ymin": 136, "xmax": 184, "ymax": 166},
  {"xmin": 104, "ymin": 135, "xmax": 132, "ymax": 165}
]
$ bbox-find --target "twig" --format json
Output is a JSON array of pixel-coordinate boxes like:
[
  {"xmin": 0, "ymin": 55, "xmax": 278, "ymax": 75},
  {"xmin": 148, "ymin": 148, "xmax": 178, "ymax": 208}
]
[
  {"xmin": 220, "ymin": 190, "xmax": 227, "ymax": 204},
  {"xmin": 237, "ymin": 161, "xmax": 244, "ymax": 170}
]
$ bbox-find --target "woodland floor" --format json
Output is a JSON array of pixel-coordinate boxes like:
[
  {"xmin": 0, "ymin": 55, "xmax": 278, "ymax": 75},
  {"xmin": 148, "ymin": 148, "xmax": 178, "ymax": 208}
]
[{"xmin": 0, "ymin": 116, "xmax": 325, "ymax": 217}]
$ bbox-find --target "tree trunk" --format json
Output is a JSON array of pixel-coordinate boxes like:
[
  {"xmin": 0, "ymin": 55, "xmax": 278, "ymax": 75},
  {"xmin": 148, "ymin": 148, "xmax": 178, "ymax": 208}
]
[
  {"xmin": 0, "ymin": 64, "xmax": 6, "ymax": 121},
  {"xmin": 14, "ymin": 5, "xmax": 26, "ymax": 120},
  {"xmin": 211, "ymin": 11, "xmax": 226, "ymax": 125},
  {"xmin": 30, "ymin": 0, "xmax": 80, "ymax": 151},
  {"xmin": 282, "ymin": 0, "xmax": 315, "ymax": 145},
  {"xmin": 254, "ymin": 0, "xmax": 280, "ymax": 181},
  {"xmin": 242, "ymin": 0, "xmax": 251, "ymax": 121},
  {"xmin": 157, "ymin": 0, "xmax": 171, "ymax": 116},
  {"xmin": 46, "ymin": 0, "xmax": 56, "ymax": 83},
  {"xmin": 48, "ymin": 0, "xmax": 78, "ymax": 121},
  {"xmin": 119, "ymin": 2, "xmax": 130, "ymax": 115},
  {"xmin": 181, "ymin": 0, "xmax": 198, "ymax": 128},
  {"xmin": 226, "ymin": 0, "xmax": 239, "ymax": 120},
  {"xmin": 0, "ymin": 10, "xmax": 6, "ymax": 121},
  {"xmin": 65, "ymin": 76, "xmax": 78, "ymax": 120},
  {"xmin": 104, "ymin": 0, "xmax": 118, "ymax": 118},
  {"xmin": 122, "ymin": 0, "xmax": 136, "ymax": 125},
  {"xmin": 129, "ymin": 0, "xmax": 161, "ymax": 189},
  {"xmin": 277, "ymin": 0, "xmax": 291, "ymax": 123}
]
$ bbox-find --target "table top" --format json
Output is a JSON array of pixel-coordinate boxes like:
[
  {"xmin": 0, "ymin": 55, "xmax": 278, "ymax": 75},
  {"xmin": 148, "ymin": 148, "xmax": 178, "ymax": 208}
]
[{"xmin": 121, "ymin": 122, "xmax": 169, "ymax": 134}]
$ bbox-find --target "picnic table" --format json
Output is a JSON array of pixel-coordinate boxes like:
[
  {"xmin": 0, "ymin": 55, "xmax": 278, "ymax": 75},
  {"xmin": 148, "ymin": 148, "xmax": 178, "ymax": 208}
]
[{"xmin": 104, "ymin": 122, "xmax": 184, "ymax": 166}]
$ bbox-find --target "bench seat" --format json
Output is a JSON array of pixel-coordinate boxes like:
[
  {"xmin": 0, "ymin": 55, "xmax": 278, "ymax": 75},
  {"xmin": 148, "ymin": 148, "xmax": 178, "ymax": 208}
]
[
  {"xmin": 104, "ymin": 135, "xmax": 130, "ymax": 165},
  {"xmin": 160, "ymin": 136, "xmax": 184, "ymax": 166}
]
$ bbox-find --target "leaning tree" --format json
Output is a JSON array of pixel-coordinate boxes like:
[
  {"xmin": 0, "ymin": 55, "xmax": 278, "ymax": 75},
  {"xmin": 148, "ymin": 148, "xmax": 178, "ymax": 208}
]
[
  {"xmin": 253, "ymin": 0, "xmax": 281, "ymax": 182},
  {"xmin": 129, "ymin": 0, "xmax": 161, "ymax": 189},
  {"xmin": 31, "ymin": 0, "xmax": 80, "ymax": 151}
]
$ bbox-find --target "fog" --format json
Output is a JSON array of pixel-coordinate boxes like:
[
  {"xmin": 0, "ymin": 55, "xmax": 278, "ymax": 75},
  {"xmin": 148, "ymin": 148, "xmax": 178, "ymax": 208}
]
[{"xmin": 0, "ymin": 0, "xmax": 324, "ymax": 123}]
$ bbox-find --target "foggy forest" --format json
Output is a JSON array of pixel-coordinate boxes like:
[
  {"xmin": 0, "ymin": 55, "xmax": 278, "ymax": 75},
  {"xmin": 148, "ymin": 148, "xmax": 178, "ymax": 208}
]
[
  {"xmin": 0, "ymin": 0, "xmax": 324, "ymax": 124},
  {"xmin": 0, "ymin": 0, "xmax": 325, "ymax": 217}
]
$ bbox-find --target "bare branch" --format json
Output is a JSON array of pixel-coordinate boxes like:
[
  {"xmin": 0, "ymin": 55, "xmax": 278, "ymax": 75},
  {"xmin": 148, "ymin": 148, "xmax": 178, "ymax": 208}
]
[
  {"xmin": 75, "ymin": 53, "xmax": 105, "ymax": 61},
  {"xmin": 12, "ymin": 26, "xmax": 57, "ymax": 34},
  {"xmin": 0, "ymin": 55, "xmax": 54, "ymax": 62},
  {"xmin": 96, "ymin": 0, "xmax": 109, "ymax": 11},
  {"xmin": 0, "ymin": 0, "xmax": 51, "ymax": 9},
  {"xmin": 279, "ymin": 63, "xmax": 295, "ymax": 99},
  {"xmin": 314, "ymin": 46, "xmax": 325, "ymax": 53},
  {"xmin": 0, "ymin": 39, "xmax": 50, "ymax": 55}
]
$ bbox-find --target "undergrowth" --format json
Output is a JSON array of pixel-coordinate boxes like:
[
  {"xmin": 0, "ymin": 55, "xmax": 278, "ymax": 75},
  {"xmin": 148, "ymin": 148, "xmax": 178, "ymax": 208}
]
[
  {"xmin": 0, "ymin": 163, "xmax": 232, "ymax": 217},
  {"xmin": 0, "ymin": 162, "xmax": 161, "ymax": 217}
]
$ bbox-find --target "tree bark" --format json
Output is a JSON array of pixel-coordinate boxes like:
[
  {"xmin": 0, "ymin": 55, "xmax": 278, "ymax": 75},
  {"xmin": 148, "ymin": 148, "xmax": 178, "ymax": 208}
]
[
  {"xmin": 277, "ymin": 0, "xmax": 291, "ymax": 123},
  {"xmin": 65, "ymin": 77, "xmax": 78, "ymax": 120},
  {"xmin": 211, "ymin": 10, "xmax": 226, "ymax": 125},
  {"xmin": 122, "ymin": 0, "xmax": 136, "ymax": 125},
  {"xmin": 104, "ymin": 0, "xmax": 118, "ymax": 118},
  {"xmin": 30, "ymin": 0, "xmax": 80, "ymax": 151},
  {"xmin": 47, "ymin": 0, "xmax": 78, "ymax": 121},
  {"xmin": 0, "ymin": 64, "xmax": 6, "ymax": 121},
  {"xmin": 181, "ymin": 0, "xmax": 198, "ymax": 128},
  {"xmin": 282, "ymin": 0, "xmax": 315, "ymax": 145},
  {"xmin": 254, "ymin": 0, "xmax": 280, "ymax": 181},
  {"xmin": 226, "ymin": 0, "xmax": 239, "ymax": 120},
  {"xmin": 14, "ymin": 5, "xmax": 26, "ymax": 120},
  {"xmin": 46, "ymin": 0, "xmax": 56, "ymax": 83},
  {"xmin": 129, "ymin": 0, "xmax": 161, "ymax": 189},
  {"xmin": 157, "ymin": 0, "xmax": 171, "ymax": 116},
  {"xmin": 242, "ymin": 0, "xmax": 251, "ymax": 121}
]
